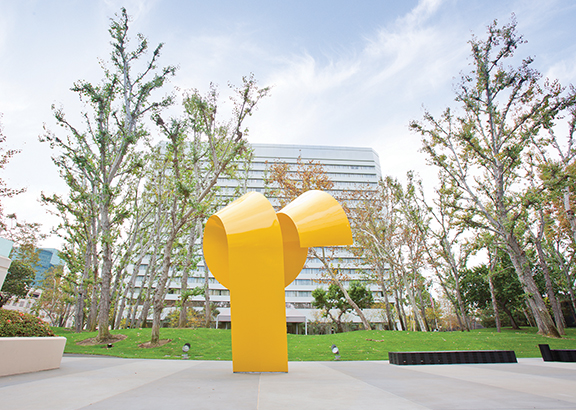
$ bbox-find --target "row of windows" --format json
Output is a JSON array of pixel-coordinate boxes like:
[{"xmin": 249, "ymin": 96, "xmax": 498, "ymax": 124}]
[
  {"xmin": 237, "ymin": 170, "xmax": 377, "ymax": 180},
  {"xmin": 164, "ymin": 285, "xmax": 379, "ymax": 298},
  {"xmin": 250, "ymin": 162, "xmax": 377, "ymax": 172},
  {"xmin": 167, "ymin": 289, "xmax": 231, "ymax": 296},
  {"xmin": 285, "ymin": 291, "xmax": 312, "ymax": 298},
  {"xmin": 188, "ymin": 277, "xmax": 217, "ymax": 284},
  {"xmin": 136, "ymin": 266, "xmax": 373, "ymax": 284}
]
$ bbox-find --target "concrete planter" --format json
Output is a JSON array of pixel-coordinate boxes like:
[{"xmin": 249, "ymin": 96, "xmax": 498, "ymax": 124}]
[{"xmin": 0, "ymin": 337, "xmax": 67, "ymax": 377}]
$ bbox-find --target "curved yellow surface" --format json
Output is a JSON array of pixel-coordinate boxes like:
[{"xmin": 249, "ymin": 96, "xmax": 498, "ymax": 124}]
[
  {"xmin": 203, "ymin": 192, "xmax": 288, "ymax": 372},
  {"xmin": 203, "ymin": 216, "xmax": 229, "ymax": 288},
  {"xmin": 278, "ymin": 190, "xmax": 353, "ymax": 247},
  {"xmin": 277, "ymin": 213, "xmax": 308, "ymax": 287},
  {"xmin": 202, "ymin": 190, "xmax": 353, "ymax": 373}
]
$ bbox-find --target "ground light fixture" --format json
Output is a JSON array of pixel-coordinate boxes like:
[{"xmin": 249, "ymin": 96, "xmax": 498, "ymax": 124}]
[
  {"xmin": 182, "ymin": 343, "xmax": 190, "ymax": 359},
  {"xmin": 331, "ymin": 344, "xmax": 340, "ymax": 361}
]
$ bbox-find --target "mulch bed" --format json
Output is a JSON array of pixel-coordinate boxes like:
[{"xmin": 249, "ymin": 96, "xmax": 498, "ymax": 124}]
[{"xmin": 76, "ymin": 334, "xmax": 128, "ymax": 346}]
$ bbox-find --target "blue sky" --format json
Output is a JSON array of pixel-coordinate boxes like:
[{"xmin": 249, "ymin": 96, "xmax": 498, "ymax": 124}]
[{"xmin": 1, "ymin": 0, "xmax": 576, "ymax": 247}]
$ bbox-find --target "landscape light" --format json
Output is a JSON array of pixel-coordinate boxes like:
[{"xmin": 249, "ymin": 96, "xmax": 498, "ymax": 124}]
[
  {"xmin": 182, "ymin": 343, "xmax": 190, "ymax": 359},
  {"xmin": 331, "ymin": 344, "xmax": 340, "ymax": 361}
]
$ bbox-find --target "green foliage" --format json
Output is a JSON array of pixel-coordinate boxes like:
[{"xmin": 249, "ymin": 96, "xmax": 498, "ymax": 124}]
[
  {"xmin": 0, "ymin": 116, "xmax": 25, "ymax": 221},
  {"xmin": 348, "ymin": 281, "xmax": 375, "ymax": 308},
  {"xmin": 0, "ymin": 260, "xmax": 35, "ymax": 307},
  {"xmin": 410, "ymin": 17, "xmax": 573, "ymax": 337},
  {"xmin": 312, "ymin": 281, "xmax": 374, "ymax": 332},
  {"xmin": 32, "ymin": 265, "xmax": 75, "ymax": 326},
  {"xmin": 0, "ymin": 309, "xmax": 55, "ymax": 337},
  {"xmin": 167, "ymin": 308, "xmax": 203, "ymax": 328},
  {"xmin": 177, "ymin": 286, "xmax": 204, "ymax": 307},
  {"xmin": 461, "ymin": 262, "xmax": 529, "ymax": 327}
]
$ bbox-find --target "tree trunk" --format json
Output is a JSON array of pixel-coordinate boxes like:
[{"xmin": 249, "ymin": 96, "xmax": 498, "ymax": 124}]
[
  {"xmin": 389, "ymin": 269, "xmax": 406, "ymax": 331},
  {"xmin": 522, "ymin": 303, "xmax": 536, "ymax": 328},
  {"xmin": 179, "ymin": 221, "xmax": 200, "ymax": 328},
  {"xmin": 380, "ymin": 281, "xmax": 395, "ymax": 330},
  {"xmin": 116, "ymin": 253, "xmax": 145, "ymax": 329},
  {"xmin": 315, "ymin": 248, "xmax": 371, "ymax": 330},
  {"xmin": 488, "ymin": 275, "xmax": 502, "ymax": 332},
  {"xmin": 402, "ymin": 271, "xmax": 427, "ymax": 332},
  {"xmin": 500, "ymin": 304, "xmax": 519, "ymax": 330},
  {"xmin": 204, "ymin": 266, "xmax": 212, "ymax": 328},
  {"xmin": 415, "ymin": 278, "xmax": 430, "ymax": 331},
  {"xmin": 151, "ymin": 235, "xmax": 177, "ymax": 344},
  {"xmin": 138, "ymin": 301, "xmax": 150, "ymax": 328},
  {"xmin": 87, "ymin": 274, "xmax": 99, "ymax": 332},
  {"xmin": 396, "ymin": 295, "xmax": 407, "ymax": 331},
  {"xmin": 97, "ymin": 200, "xmax": 113, "ymax": 341},
  {"xmin": 563, "ymin": 188, "xmax": 576, "ymax": 245},
  {"xmin": 453, "ymin": 274, "xmax": 470, "ymax": 331},
  {"xmin": 505, "ymin": 234, "xmax": 560, "ymax": 338},
  {"xmin": 533, "ymin": 232, "xmax": 565, "ymax": 335},
  {"xmin": 438, "ymin": 280, "xmax": 464, "ymax": 329},
  {"xmin": 74, "ymin": 242, "xmax": 93, "ymax": 333}
]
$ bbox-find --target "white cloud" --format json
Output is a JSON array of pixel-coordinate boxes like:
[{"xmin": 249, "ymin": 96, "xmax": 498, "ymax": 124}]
[
  {"xmin": 102, "ymin": 0, "xmax": 160, "ymax": 21},
  {"xmin": 399, "ymin": 0, "xmax": 445, "ymax": 28}
]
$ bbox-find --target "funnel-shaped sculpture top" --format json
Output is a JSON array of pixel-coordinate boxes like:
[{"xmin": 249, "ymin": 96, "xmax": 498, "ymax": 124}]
[
  {"xmin": 203, "ymin": 192, "xmax": 279, "ymax": 290},
  {"xmin": 278, "ymin": 190, "xmax": 353, "ymax": 248}
]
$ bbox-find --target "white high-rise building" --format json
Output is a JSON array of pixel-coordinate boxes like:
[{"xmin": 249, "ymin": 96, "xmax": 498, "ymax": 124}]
[{"xmin": 133, "ymin": 143, "xmax": 386, "ymax": 331}]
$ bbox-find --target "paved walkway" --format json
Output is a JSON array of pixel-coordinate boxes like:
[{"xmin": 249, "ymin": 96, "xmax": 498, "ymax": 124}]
[{"xmin": 1, "ymin": 356, "xmax": 576, "ymax": 409}]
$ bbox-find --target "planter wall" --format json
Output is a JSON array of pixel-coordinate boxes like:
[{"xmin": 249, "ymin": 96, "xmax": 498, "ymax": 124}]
[{"xmin": 0, "ymin": 337, "xmax": 67, "ymax": 377}]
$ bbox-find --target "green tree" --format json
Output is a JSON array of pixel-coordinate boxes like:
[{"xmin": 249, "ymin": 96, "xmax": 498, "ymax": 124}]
[
  {"xmin": 354, "ymin": 175, "xmax": 431, "ymax": 331},
  {"xmin": 0, "ymin": 260, "xmax": 35, "ymax": 307},
  {"xmin": 0, "ymin": 115, "xmax": 25, "ymax": 225},
  {"xmin": 41, "ymin": 8, "xmax": 176, "ymax": 342},
  {"xmin": 525, "ymin": 104, "xmax": 576, "ymax": 331},
  {"xmin": 460, "ymin": 261, "xmax": 526, "ymax": 329},
  {"xmin": 410, "ymin": 17, "xmax": 573, "ymax": 337},
  {"xmin": 266, "ymin": 157, "xmax": 373, "ymax": 330},
  {"xmin": 32, "ymin": 265, "xmax": 75, "ymax": 327},
  {"xmin": 350, "ymin": 184, "xmax": 397, "ymax": 330},
  {"xmin": 312, "ymin": 281, "xmax": 374, "ymax": 333},
  {"xmin": 414, "ymin": 172, "xmax": 474, "ymax": 331},
  {"xmin": 149, "ymin": 76, "xmax": 269, "ymax": 345}
]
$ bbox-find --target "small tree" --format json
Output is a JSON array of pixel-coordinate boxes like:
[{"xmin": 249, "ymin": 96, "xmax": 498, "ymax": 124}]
[
  {"xmin": 312, "ymin": 281, "xmax": 373, "ymax": 332},
  {"xmin": 32, "ymin": 265, "xmax": 75, "ymax": 327},
  {"xmin": 0, "ymin": 260, "xmax": 35, "ymax": 307}
]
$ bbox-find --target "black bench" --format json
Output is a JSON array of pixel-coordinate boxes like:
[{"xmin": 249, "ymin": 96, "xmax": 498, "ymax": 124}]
[
  {"xmin": 388, "ymin": 350, "xmax": 517, "ymax": 365},
  {"xmin": 539, "ymin": 344, "xmax": 576, "ymax": 362}
]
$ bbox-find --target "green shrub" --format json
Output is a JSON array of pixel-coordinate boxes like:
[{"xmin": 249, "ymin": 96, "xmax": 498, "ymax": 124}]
[{"xmin": 0, "ymin": 308, "xmax": 55, "ymax": 337}]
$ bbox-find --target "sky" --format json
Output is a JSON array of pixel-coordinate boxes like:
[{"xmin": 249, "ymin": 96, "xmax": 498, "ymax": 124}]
[{"xmin": 1, "ymin": 0, "xmax": 576, "ymax": 248}]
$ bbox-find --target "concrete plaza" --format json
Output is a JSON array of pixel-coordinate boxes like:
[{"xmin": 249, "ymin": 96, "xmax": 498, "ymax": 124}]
[{"xmin": 1, "ymin": 356, "xmax": 575, "ymax": 409}]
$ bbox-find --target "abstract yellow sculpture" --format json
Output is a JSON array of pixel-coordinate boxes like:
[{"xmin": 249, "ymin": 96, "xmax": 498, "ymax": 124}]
[{"xmin": 203, "ymin": 190, "xmax": 352, "ymax": 372}]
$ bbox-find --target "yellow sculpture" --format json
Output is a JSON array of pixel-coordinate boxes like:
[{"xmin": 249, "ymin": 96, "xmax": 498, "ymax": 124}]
[{"xmin": 203, "ymin": 190, "xmax": 352, "ymax": 372}]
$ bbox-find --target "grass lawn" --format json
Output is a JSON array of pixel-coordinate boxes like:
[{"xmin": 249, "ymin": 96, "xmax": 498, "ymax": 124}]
[{"xmin": 53, "ymin": 327, "xmax": 576, "ymax": 361}]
